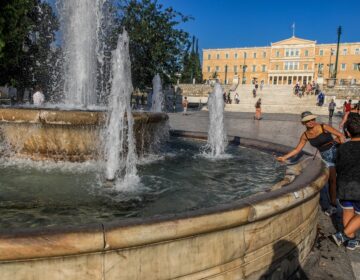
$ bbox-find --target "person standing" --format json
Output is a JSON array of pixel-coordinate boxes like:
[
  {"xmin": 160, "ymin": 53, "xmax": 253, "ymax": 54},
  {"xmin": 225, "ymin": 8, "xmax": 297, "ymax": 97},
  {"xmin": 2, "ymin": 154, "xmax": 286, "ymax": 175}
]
[
  {"xmin": 254, "ymin": 98, "xmax": 262, "ymax": 120},
  {"xmin": 234, "ymin": 92, "xmax": 240, "ymax": 104},
  {"xmin": 328, "ymin": 99, "xmax": 337, "ymax": 119},
  {"xmin": 182, "ymin": 96, "xmax": 189, "ymax": 115},
  {"xmin": 332, "ymin": 117, "xmax": 360, "ymax": 250},
  {"xmin": 32, "ymin": 86, "xmax": 45, "ymax": 106},
  {"xmin": 260, "ymin": 80, "xmax": 264, "ymax": 91},
  {"xmin": 252, "ymin": 88, "xmax": 257, "ymax": 98},
  {"xmin": 276, "ymin": 111, "xmax": 346, "ymax": 216}
]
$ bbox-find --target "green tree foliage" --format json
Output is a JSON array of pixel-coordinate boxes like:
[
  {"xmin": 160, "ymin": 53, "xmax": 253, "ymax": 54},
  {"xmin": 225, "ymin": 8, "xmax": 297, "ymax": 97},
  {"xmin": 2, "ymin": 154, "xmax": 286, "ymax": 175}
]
[
  {"xmin": 117, "ymin": 0, "xmax": 191, "ymax": 90},
  {"xmin": 180, "ymin": 36, "xmax": 202, "ymax": 83},
  {"xmin": 0, "ymin": 0, "xmax": 59, "ymax": 100}
]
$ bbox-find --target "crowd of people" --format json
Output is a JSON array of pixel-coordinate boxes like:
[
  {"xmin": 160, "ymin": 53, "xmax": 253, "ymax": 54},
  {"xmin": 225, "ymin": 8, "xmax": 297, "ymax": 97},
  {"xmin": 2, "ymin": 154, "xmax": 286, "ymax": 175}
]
[
  {"xmin": 276, "ymin": 102, "xmax": 360, "ymax": 250},
  {"xmin": 294, "ymin": 81, "xmax": 320, "ymax": 98}
]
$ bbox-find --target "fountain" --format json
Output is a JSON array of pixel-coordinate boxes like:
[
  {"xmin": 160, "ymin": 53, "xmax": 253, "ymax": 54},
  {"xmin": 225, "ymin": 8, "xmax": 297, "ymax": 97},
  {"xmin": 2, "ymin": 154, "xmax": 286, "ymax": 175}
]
[
  {"xmin": 104, "ymin": 31, "xmax": 138, "ymax": 187},
  {"xmin": 0, "ymin": 0, "xmax": 327, "ymax": 279},
  {"xmin": 204, "ymin": 83, "xmax": 227, "ymax": 157},
  {"xmin": 150, "ymin": 74, "xmax": 164, "ymax": 112}
]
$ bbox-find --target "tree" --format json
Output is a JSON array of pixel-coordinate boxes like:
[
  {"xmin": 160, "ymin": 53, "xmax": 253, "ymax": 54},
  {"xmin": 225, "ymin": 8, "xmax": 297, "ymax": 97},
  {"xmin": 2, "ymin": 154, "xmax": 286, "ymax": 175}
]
[
  {"xmin": 117, "ymin": 0, "xmax": 191, "ymax": 90},
  {"xmin": 180, "ymin": 36, "xmax": 202, "ymax": 83},
  {"xmin": 0, "ymin": 0, "xmax": 59, "ymax": 101}
]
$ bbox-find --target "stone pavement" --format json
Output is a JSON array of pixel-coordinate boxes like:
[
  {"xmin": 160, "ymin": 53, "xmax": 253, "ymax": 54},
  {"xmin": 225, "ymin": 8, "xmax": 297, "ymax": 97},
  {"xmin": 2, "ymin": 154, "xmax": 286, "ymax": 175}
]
[{"xmin": 168, "ymin": 111, "xmax": 359, "ymax": 280}]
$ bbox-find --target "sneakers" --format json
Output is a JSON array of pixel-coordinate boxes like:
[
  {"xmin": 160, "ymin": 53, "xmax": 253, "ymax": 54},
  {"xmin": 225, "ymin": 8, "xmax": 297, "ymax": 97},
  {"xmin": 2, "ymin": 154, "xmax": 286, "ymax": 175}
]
[
  {"xmin": 332, "ymin": 232, "xmax": 348, "ymax": 246},
  {"xmin": 325, "ymin": 205, "xmax": 337, "ymax": 216},
  {"xmin": 346, "ymin": 239, "xmax": 360, "ymax": 250}
]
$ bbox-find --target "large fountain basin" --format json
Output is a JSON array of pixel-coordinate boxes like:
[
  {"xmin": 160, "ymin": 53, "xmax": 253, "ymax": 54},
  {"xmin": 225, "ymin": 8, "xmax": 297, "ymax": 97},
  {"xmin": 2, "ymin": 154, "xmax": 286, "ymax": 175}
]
[
  {"xmin": 0, "ymin": 133, "xmax": 327, "ymax": 280},
  {"xmin": 0, "ymin": 107, "xmax": 168, "ymax": 161}
]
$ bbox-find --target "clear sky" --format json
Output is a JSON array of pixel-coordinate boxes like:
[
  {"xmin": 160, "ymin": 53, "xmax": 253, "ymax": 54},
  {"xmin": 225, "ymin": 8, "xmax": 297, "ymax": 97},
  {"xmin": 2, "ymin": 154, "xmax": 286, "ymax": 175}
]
[{"xmin": 157, "ymin": 0, "xmax": 360, "ymax": 50}]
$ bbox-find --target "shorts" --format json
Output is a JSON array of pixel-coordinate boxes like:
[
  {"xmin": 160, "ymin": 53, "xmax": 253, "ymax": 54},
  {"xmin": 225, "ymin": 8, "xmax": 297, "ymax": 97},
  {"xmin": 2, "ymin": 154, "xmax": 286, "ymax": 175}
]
[
  {"xmin": 320, "ymin": 144, "xmax": 337, "ymax": 168},
  {"xmin": 339, "ymin": 200, "xmax": 360, "ymax": 214}
]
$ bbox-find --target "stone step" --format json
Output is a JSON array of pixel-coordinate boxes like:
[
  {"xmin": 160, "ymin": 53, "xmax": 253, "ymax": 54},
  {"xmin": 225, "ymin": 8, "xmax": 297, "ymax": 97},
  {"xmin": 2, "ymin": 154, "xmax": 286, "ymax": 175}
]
[{"xmin": 221, "ymin": 104, "xmax": 330, "ymax": 115}]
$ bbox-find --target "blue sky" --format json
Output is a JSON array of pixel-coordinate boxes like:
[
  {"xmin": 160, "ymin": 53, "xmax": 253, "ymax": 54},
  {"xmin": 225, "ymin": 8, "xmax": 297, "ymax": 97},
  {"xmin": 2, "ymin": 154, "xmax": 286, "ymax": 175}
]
[
  {"xmin": 48, "ymin": 0, "xmax": 360, "ymax": 50},
  {"xmin": 157, "ymin": 0, "xmax": 360, "ymax": 49}
]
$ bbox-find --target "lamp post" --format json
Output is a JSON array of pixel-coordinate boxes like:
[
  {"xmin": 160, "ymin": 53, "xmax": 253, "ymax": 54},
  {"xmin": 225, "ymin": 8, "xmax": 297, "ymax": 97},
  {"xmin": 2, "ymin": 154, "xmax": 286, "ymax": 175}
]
[
  {"xmin": 224, "ymin": 64, "xmax": 228, "ymax": 85},
  {"xmin": 334, "ymin": 26, "xmax": 342, "ymax": 80}
]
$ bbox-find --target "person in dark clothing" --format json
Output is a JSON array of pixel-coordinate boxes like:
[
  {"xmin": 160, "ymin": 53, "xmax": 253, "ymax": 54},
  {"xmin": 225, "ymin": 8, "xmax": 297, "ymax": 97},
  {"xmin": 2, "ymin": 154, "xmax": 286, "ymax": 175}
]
[
  {"xmin": 276, "ymin": 111, "xmax": 346, "ymax": 216},
  {"xmin": 252, "ymin": 88, "xmax": 256, "ymax": 98},
  {"xmin": 332, "ymin": 116, "xmax": 360, "ymax": 250},
  {"xmin": 340, "ymin": 101, "xmax": 360, "ymax": 138},
  {"xmin": 328, "ymin": 99, "xmax": 336, "ymax": 119}
]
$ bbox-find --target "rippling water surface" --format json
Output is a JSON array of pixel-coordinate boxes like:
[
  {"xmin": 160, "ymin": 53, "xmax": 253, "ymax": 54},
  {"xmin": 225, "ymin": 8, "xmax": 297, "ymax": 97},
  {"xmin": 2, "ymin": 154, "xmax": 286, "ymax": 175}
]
[{"xmin": 0, "ymin": 137, "xmax": 285, "ymax": 229}]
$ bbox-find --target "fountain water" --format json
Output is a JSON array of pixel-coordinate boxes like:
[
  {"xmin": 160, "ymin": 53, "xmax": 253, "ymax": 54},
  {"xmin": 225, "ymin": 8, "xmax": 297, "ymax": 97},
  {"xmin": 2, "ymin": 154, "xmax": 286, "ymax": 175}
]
[
  {"xmin": 104, "ymin": 30, "xmax": 138, "ymax": 189},
  {"xmin": 58, "ymin": 0, "xmax": 106, "ymax": 106},
  {"xmin": 151, "ymin": 74, "xmax": 164, "ymax": 112},
  {"xmin": 204, "ymin": 83, "xmax": 227, "ymax": 158}
]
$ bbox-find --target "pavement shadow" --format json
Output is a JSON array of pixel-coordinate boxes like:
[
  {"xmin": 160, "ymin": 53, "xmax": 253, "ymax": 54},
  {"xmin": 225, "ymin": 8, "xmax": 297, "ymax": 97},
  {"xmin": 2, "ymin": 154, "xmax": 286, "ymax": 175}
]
[{"xmin": 259, "ymin": 240, "xmax": 309, "ymax": 280}]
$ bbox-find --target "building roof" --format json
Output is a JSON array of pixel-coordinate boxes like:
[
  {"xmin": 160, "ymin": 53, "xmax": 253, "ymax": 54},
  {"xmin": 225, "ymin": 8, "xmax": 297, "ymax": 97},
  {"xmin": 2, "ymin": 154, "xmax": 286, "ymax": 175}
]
[{"xmin": 271, "ymin": 36, "xmax": 316, "ymax": 46}]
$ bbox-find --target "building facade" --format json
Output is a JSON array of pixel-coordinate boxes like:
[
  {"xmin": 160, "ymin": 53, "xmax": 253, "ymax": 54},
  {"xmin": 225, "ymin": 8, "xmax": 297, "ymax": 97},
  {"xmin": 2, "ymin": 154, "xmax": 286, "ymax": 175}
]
[{"xmin": 202, "ymin": 36, "xmax": 360, "ymax": 85}]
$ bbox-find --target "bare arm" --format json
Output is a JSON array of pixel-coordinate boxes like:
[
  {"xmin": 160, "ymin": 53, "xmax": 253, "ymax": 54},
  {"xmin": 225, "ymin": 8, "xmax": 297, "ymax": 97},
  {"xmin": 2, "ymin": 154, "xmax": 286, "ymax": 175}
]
[
  {"xmin": 276, "ymin": 134, "xmax": 307, "ymax": 162},
  {"xmin": 339, "ymin": 111, "xmax": 350, "ymax": 129},
  {"xmin": 323, "ymin": 124, "xmax": 346, "ymax": 143}
]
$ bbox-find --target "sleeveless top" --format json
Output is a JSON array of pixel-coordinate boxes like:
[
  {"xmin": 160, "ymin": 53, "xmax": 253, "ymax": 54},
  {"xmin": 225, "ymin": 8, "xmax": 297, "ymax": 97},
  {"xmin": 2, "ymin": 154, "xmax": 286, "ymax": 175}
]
[{"xmin": 304, "ymin": 124, "xmax": 334, "ymax": 152}]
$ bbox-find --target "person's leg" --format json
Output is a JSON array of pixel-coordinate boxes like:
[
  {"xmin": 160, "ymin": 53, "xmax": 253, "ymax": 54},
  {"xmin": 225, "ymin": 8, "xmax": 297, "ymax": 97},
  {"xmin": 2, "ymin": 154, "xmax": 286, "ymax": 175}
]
[{"xmin": 343, "ymin": 208, "xmax": 355, "ymax": 228}]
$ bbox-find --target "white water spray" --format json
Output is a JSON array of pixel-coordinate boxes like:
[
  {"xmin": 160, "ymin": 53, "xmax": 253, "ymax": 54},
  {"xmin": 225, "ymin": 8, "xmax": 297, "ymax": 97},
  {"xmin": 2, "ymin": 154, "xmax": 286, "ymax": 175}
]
[
  {"xmin": 58, "ymin": 0, "xmax": 106, "ymax": 106},
  {"xmin": 205, "ymin": 83, "xmax": 227, "ymax": 157},
  {"xmin": 104, "ymin": 30, "xmax": 138, "ymax": 189},
  {"xmin": 150, "ymin": 74, "xmax": 164, "ymax": 112}
]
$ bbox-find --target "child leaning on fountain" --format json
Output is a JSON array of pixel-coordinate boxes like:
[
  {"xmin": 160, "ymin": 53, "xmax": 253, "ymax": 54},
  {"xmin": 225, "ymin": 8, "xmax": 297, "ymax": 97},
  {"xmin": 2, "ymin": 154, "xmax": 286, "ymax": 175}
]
[{"xmin": 332, "ymin": 116, "xmax": 360, "ymax": 250}]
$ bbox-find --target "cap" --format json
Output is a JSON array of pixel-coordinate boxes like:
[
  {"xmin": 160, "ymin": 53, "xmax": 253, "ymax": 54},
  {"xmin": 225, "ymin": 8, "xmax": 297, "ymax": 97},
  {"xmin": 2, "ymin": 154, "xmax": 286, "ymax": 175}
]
[{"xmin": 301, "ymin": 111, "xmax": 317, "ymax": 122}]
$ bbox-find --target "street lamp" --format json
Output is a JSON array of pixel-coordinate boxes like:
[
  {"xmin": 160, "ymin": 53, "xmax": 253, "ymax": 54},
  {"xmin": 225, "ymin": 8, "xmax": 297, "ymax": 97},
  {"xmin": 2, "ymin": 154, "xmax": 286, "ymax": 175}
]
[
  {"xmin": 224, "ymin": 64, "xmax": 228, "ymax": 85},
  {"xmin": 334, "ymin": 26, "xmax": 342, "ymax": 79}
]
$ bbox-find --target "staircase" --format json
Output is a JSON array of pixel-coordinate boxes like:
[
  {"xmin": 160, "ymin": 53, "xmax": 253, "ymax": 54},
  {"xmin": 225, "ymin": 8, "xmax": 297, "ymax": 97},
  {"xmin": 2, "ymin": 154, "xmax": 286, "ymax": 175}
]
[{"xmin": 225, "ymin": 85, "xmax": 329, "ymax": 115}]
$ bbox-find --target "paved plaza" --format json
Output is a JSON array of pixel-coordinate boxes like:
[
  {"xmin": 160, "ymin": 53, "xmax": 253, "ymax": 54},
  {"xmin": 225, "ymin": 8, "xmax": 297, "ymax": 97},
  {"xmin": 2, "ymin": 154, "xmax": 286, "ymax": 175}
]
[{"xmin": 169, "ymin": 111, "xmax": 359, "ymax": 280}]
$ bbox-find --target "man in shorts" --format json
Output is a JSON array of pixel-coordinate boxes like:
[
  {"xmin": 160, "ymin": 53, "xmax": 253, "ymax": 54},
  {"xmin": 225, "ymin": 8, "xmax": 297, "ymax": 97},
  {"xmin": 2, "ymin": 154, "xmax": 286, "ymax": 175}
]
[{"xmin": 332, "ymin": 116, "xmax": 360, "ymax": 250}]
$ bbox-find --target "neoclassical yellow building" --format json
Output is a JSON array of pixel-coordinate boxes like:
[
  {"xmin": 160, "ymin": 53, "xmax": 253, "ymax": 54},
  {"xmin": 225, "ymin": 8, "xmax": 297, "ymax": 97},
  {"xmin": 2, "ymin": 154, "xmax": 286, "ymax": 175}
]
[{"xmin": 202, "ymin": 36, "xmax": 360, "ymax": 85}]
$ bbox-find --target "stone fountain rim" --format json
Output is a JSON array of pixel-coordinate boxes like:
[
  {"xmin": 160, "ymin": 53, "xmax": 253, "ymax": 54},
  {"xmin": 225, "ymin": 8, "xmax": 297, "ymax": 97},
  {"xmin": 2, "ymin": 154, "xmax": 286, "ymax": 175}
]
[
  {"xmin": 0, "ymin": 131, "xmax": 328, "ymax": 261},
  {"xmin": 0, "ymin": 132, "xmax": 325, "ymax": 235}
]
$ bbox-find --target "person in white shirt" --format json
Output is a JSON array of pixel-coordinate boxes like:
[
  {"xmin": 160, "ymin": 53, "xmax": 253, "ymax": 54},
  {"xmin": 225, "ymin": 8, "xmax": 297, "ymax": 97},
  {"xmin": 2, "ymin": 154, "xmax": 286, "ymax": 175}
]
[{"xmin": 32, "ymin": 86, "xmax": 45, "ymax": 106}]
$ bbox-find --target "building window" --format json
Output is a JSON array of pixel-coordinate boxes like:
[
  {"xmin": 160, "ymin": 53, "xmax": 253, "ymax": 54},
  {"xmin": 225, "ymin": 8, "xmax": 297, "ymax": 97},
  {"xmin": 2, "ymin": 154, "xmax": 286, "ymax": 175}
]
[
  {"xmin": 252, "ymin": 65, "xmax": 256, "ymax": 72},
  {"xmin": 343, "ymin": 48, "xmax": 348, "ymax": 55},
  {"xmin": 341, "ymin": 63, "xmax": 346, "ymax": 71},
  {"xmin": 276, "ymin": 50, "xmax": 280, "ymax": 57},
  {"xmin": 319, "ymin": 49, "xmax": 324, "ymax": 56},
  {"xmin": 284, "ymin": 61, "xmax": 299, "ymax": 71},
  {"xmin": 207, "ymin": 54, "xmax": 211, "ymax": 60},
  {"xmin": 275, "ymin": 64, "xmax": 279, "ymax": 70},
  {"xmin": 234, "ymin": 53, "xmax": 238, "ymax": 59},
  {"xmin": 261, "ymin": 65, "xmax": 266, "ymax": 72},
  {"xmin": 263, "ymin": 51, "xmax": 266, "ymax": 58},
  {"xmin": 225, "ymin": 53, "xmax": 229, "ymax": 59},
  {"xmin": 253, "ymin": 52, "xmax": 256, "ymax": 58},
  {"xmin": 353, "ymin": 63, "xmax": 359, "ymax": 71},
  {"xmin": 243, "ymin": 52, "xmax": 247, "ymax": 59},
  {"xmin": 305, "ymin": 50, "xmax": 309, "ymax": 57},
  {"xmin": 215, "ymin": 66, "xmax": 219, "ymax": 71},
  {"xmin": 234, "ymin": 66, "xmax": 238, "ymax": 74},
  {"xmin": 295, "ymin": 49, "xmax": 299, "ymax": 56},
  {"xmin": 355, "ymin": 48, "xmax": 360, "ymax": 55},
  {"xmin": 216, "ymin": 54, "xmax": 220, "ymax": 59},
  {"xmin": 304, "ymin": 64, "xmax": 308, "ymax": 70},
  {"xmin": 207, "ymin": 66, "xmax": 211, "ymax": 72}
]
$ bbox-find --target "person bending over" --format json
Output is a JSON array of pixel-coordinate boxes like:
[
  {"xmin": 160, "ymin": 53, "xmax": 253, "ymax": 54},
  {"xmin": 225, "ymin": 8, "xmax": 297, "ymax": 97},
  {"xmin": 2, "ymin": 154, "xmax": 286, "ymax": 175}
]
[{"xmin": 276, "ymin": 111, "xmax": 345, "ymax": 216}]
